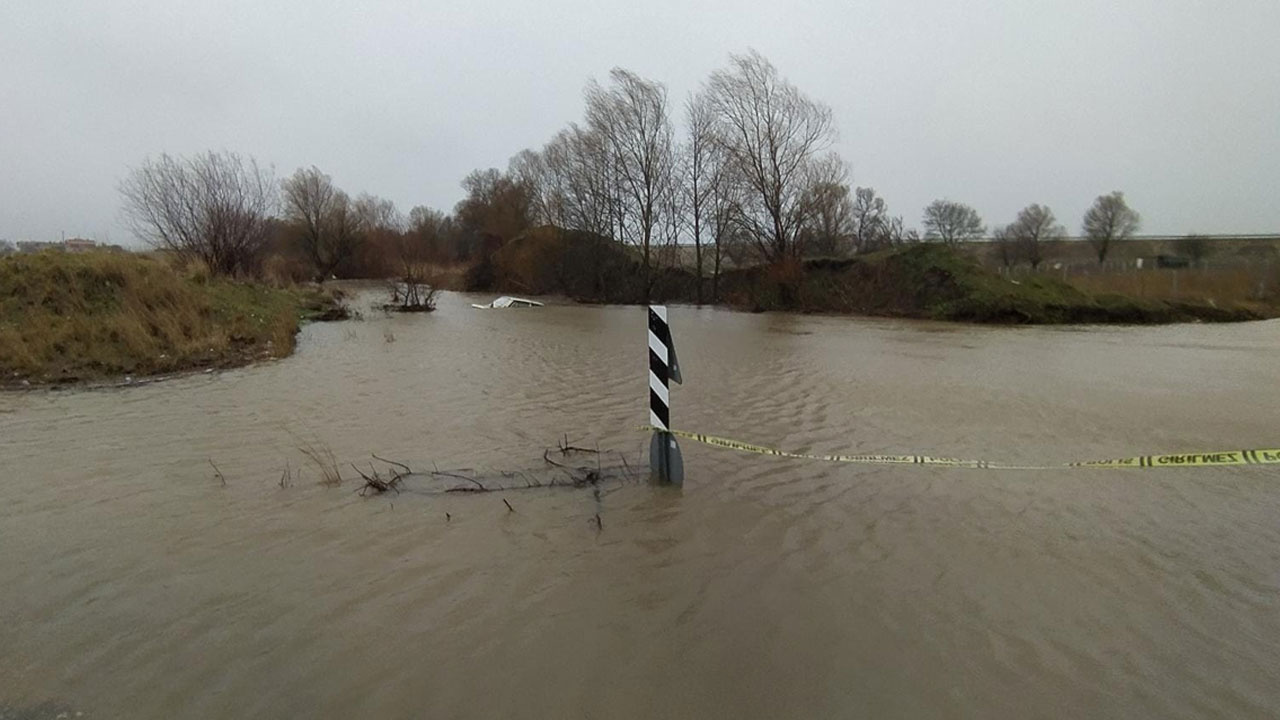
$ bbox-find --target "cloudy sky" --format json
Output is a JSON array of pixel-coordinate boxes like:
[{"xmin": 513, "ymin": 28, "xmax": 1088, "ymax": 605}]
[{"xmin": 3, "ymin": 0, "xmax": 1278, "ymax": 244}]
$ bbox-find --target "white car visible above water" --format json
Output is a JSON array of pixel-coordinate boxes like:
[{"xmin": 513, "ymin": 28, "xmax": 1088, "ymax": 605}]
[{"xmin": 470, "ymin": 296, "xmax": 545, "ymax": 309}]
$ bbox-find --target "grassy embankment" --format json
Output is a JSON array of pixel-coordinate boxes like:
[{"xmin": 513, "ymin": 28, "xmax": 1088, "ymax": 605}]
[
  {"xmin": 1065, "ymin": 266, "xmax": 1276, "ymax": 311},
  {"xmin": 472, "ymin": 227, "xmax": 1276, "ymax": 323},
  {"xmin": 965, "ymin": 236, "xmax": 1279, "ymax": 313},
  {"xmin": 0, "ymin": 251, "xmax": 344, "ymax": 387},
  {"xmin": 727, "ymin": 245, "xmax": 1275, "ymax": 323}
]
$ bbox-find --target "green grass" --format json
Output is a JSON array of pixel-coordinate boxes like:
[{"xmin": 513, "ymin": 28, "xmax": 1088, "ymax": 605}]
[{"xmin": 0, "ymin": 251, "xmax": 342, "ymax": 386}]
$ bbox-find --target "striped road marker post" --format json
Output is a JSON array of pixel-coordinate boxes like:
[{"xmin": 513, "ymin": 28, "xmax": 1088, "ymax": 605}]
[{"xmin": 648, "ymin": 305, "xmax": 684, "ymax": 486}]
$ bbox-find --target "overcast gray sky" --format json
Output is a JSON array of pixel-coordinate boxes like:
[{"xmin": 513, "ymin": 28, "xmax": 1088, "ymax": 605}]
[{"xmin": 3, "ymin": 0, "xmax": 1278, "ymax": 244}]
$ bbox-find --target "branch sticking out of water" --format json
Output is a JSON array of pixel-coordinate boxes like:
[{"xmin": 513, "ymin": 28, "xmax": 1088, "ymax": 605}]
[
  {"xmin": 372, "ymin": 454, "xmax": 412, "ymax": 475},
  {"xmin": 543, "ymin": 448, "xmax": 570, "ymax": 469},
  {"xmin": 297, "ymin": 440, "xmax": 642, "ymax": 524},
  {"xmin": 209, "ymin": 459, "xmax": 226, "ymax": 487},
  {"xmin": 433, "ymin": 468, "xmax": 486, "ymax": 491},
  {"xmin": 558, "ymin": 434, "xmax": 600, "ymax": 455},
  {"xmin": 353, "ymin": 462, "xmax": 402, "ymax": 496}
]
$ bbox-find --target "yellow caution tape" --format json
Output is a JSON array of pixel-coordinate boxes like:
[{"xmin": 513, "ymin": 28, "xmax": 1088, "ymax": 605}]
[{"xmin": 641, "ymin": 427, "xmax": 1280, "ymax": 470}]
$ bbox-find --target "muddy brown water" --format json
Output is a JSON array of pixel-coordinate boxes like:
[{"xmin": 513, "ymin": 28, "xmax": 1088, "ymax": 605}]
[{"xmin": 3, "ymin": 291, "xmax": 1279, "ymax": 719}]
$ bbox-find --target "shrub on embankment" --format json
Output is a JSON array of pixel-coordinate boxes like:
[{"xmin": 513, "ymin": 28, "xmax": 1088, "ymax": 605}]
[
  {"xmin": 718, "ymin": 244, "xmax": 1269, "ymax": 323},
  {"xmin": 0, "ymin": 251, "xmax": 343, "ymax": 386}
]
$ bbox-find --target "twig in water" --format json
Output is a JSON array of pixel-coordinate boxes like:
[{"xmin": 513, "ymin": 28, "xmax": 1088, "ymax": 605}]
[
  {"xmin": 543, "ymin": 449, "xmax": 572, "ymax": 469},
  {"xmin": 432, "ymin": 469, "xmax": 485, "ymax": 490},
  {"xmin": 353, "ymin": 463, "xmax": 401, "ymax": 496},
  {"xmin": 617, "ymin": 452, "xmax": 635, "ymax": 482},
  {"xmin": 558, "ymin": 434, "xmax": 600, "ymax": 455},
  {"xmin": 503, "ymin": 498, "xmax": 515, "ymax": 513},
  {"xmin": 372, "ymin": 454, "xmax": 412, "ymax": 475},
  {"xmin": 209, "ymin": 459, "xmax": 226, "ymax": 487}
]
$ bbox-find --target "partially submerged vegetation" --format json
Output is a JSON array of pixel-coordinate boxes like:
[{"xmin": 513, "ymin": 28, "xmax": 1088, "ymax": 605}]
[
  {"xmin": 0, "ymin": 251, "xmax": 344, "ymax": 387},
  {"xmin": 272, "ymin": 435, "xmax": 639, "ymax": 512}
]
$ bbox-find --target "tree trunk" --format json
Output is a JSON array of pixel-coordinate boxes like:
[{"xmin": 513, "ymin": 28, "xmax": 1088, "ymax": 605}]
[{"xmin": 693, "ymin": 217, "xmax": 704, "ymax": 305}]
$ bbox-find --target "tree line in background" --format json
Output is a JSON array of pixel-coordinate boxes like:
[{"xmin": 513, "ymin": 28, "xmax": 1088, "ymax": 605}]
[
  {"xmin": 117, "ymin": 152, "xmax": 492, "ymax": 286},
  {"xmin": 117, "ymin": 50, "xmax": 1153, "ymax": 298}
]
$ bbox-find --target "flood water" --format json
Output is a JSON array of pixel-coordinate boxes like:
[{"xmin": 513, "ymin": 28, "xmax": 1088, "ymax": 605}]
[{"xmin": 3, "ymin": 291, "xmax": 1279, "ymax": 719}]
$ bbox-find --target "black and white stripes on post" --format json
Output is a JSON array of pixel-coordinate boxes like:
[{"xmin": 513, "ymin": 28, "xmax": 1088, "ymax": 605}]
[
  {"xmin": 647, "ymin": 305, "xmax": 684, "ymax": 485},
  {"xmin": 648, "ymin": 305, "xmax": 680, "ymax": 430}
]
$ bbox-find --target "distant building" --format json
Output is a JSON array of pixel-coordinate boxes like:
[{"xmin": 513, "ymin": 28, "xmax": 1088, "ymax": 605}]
[{"xmin": 11, "ymin": 239, "xmax": 101, "ymax": 253}]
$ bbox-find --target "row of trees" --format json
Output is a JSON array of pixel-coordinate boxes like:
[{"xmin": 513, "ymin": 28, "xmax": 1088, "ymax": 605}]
[
  {"xmin": 490, "ymin": 53, "xmax": 849, "ymax": 301},
  {"xmin": 453, "ymin": 53, "xmax": 1153, "ymax": 300},
  {"xmin": 118, "ymin": 52, "xmax": 1149, "ymax": 290},
  {"xmin": 119, "ymin": 152, "xmax": 493, "ymax": 282},
  {"xmin": 984, "ymin": 192, "xmax": 1142, "ymax": 269},
  {"xmin": 448, "ymin": 52, "xmax": 955, "ymax": 302},
  {"xmin": 118, "ymin": 52, "xmax": 872, "ymax": 297},
  {"xmin": 117, "ymin": 156, "xmax": 1145, "ymax": 291}
]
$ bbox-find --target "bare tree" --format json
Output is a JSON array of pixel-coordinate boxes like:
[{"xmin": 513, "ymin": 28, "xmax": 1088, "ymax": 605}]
[
  {"xmin": 454, "ymin": 168, "xmax": 535, "ymax": 260},
  {"xmin": 281, "ymin": 167, "xmax": 364, "ymax": 281},
  {"xmin": 685, "ymin": 92, "xmax": 717, "ymax": 301},
  {"xmin": 384, "ymin": 204, "xmax": 441, "ymax": 312},
  {"xmin": 353, "ymin": 193, "xmax": 406, "ymax": 276},
  {"xmin": 850, "ymin": 186, "xmax": 889, "ymax": 252},
  {"xmin": 121, "ymin": 151, "xmax": 276, "ymax": 276},
  {"xmin": 540, "ymin": 126, "xmax": 615, "ymax": 238},
  {"xmin": 353, "ymin": 194, "xmax": 403, "ymax": 234},
  {"xmin": 704, "ymin": 50, "xmax": 838, "ymax": 263},
  {"xmin": 708, "ymin": 171, "xmax": 749, "ymax": 301},
  {"xmin": 797, "ymin": 158, "xmax": 856, "ymax": 257},
  {"xmin": 682, "ymin": 91, "xmax": 751, "ymax": 301},
  {"xmin": 992, "ymin": 225, "xmax": 1016, "ymax": 268},
  {"xmin": 586, "ymin": 68, "xmax": 676, "ymax": 300},
  {"xmin": 507, "ymin": 149, "xmax": 550, "ymax": 226},
  {"xmin": 923, "ymin": 200, "xmax": 984, "ymax": 246},
  {"xmin": 1082, "ymin": 191, "xmax": 1140, "ymax": 264},
  {"xmin": 878, "ymin": 216, "xmax": 916, "ymax": 247},
  {"xmin": 659, "ymin": 150, "xmax": 687, "ymax": 278},
  {"xmin": 1007, "ymin": 204, "xmax": 1064, "ymax": 270},
  {"xmin": 408, "ymin": 205, "xmax": 454, "ymax": 262},
  {"xmin": 527, "ymin": 126, "xmax": 626, "ymax": 299}
]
